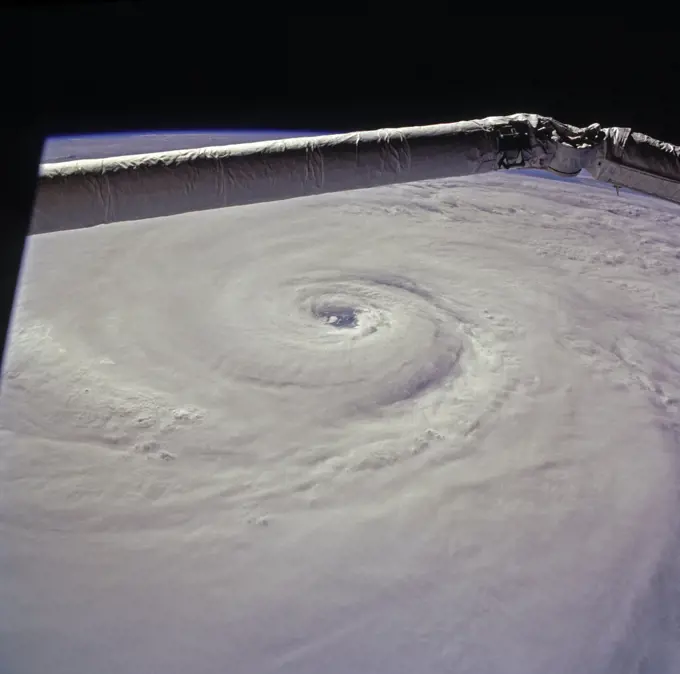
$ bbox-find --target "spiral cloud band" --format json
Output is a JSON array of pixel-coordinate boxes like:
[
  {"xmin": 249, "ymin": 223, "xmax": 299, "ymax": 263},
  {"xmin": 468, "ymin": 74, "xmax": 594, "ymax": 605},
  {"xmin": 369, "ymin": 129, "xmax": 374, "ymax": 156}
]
[{"xmin": 2, "ymin": 120, "xmax": 680, "ymax": 673}]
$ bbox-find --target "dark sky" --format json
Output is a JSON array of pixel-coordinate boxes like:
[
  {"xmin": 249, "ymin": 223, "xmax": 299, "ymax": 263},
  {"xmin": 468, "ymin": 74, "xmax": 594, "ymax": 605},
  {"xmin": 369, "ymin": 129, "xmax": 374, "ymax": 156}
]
[{"xmin": 22, "ymin": 9, "xmax": 680, "ymax": 145}]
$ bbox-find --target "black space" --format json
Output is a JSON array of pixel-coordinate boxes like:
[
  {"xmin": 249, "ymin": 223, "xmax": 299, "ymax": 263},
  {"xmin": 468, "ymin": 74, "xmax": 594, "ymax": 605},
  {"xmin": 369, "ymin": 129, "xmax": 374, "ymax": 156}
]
[{"xmin": 2, "ymin": 5, "xmax": 678, "ymax": 374}]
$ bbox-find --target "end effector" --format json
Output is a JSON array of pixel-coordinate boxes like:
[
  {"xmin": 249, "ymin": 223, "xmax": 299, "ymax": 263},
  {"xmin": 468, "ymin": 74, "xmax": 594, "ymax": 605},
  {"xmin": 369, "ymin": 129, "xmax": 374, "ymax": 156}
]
[
  {"xmin": 586, "ymin": 126, "xmax": 680, "ymax": 205},
  {"xmin": 526, "ymin": 115, "xmax": 680, "ymax": 205}
]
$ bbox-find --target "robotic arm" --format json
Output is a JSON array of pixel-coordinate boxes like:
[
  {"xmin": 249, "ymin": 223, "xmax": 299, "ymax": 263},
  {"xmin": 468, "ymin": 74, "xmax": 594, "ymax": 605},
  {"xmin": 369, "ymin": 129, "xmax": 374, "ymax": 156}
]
[{"xmin": 31, "ymin": 113, "xmax": 680, "ymax": 235}]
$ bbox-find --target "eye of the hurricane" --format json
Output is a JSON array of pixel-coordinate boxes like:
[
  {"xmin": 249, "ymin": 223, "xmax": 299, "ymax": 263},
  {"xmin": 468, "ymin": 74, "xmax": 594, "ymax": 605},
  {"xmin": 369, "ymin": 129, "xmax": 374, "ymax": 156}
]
[{"xmin": 314, "ymin": 306, "xmax": 359, "ymax": 328}]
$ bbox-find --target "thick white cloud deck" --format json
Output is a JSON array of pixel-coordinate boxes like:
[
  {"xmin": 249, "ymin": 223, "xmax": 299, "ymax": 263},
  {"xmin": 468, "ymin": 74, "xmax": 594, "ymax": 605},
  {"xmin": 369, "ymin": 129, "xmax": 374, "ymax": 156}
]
[{"xmin": 2, "ymin": 169, "xmax": 680, "ymax": 673}]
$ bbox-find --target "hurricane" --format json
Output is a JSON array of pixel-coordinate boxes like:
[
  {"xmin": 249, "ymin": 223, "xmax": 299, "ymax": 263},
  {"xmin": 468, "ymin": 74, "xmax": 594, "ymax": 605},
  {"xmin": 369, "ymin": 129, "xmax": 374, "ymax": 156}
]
[{"xmin": 2, "ymin": 134, "xmax": 680, "ymax": 673}]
